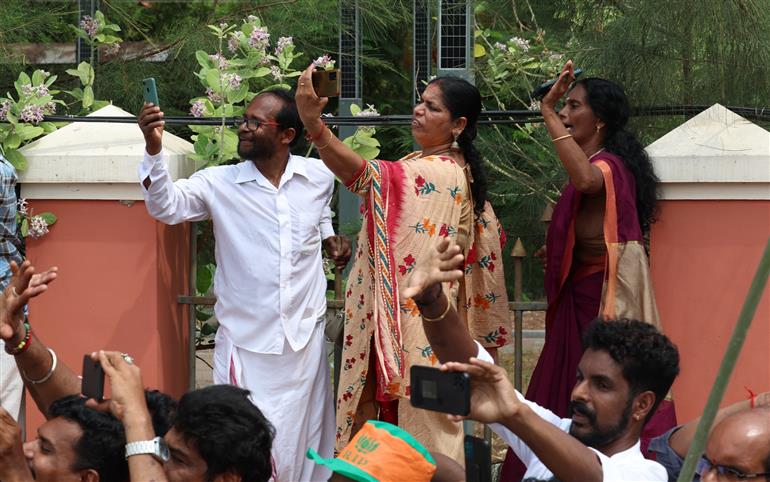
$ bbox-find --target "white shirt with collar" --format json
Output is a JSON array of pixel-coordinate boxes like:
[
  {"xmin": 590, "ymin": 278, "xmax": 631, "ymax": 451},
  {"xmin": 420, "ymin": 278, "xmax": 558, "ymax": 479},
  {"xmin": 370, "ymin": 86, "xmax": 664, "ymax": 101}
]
[
  {"xmin": 140, "ymin": 150, "xmax": 335, "ymax": 354},
  {"xmin": 474, "ymin": 345, "xmax": 667, "ymax": 482}
]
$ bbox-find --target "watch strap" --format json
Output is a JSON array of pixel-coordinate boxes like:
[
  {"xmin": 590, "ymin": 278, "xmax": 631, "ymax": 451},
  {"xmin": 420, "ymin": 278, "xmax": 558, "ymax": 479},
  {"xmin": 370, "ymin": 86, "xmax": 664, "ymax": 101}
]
[{"xmin": 125, "ymin": 438, "xmax": 161, "ymax": 459}]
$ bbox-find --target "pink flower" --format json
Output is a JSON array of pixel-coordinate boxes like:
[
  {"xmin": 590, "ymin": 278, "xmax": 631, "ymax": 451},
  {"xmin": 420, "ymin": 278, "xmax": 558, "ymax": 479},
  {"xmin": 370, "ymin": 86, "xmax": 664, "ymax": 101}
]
[
  {"xmin": 275, "ymin": 36, "xmax": 293, "ymax": 56},
  {"xmin": 79, "ymin": 15, "xmax": 99, "ymax": 38},
  {"xmin": 190, "ymin": 100, "xmax": 207, "ymax": 118},
  {"xmin": 0, "ymin": 100, "xmax": 11, "ymax": 121},
  {"xmin": 248, "ymin": 27, "xmax": 270, "ymax": 50},
  {"xmin": 312, "ymin": 54, "xmax": 335, "ymax": 70},
  {"xmin": 227, "ymin": 32, "xmax": 243, "ymax": 53},
  {"xmin": 19, "ymin": 105, "xmax": 44, "ymax": 124}
]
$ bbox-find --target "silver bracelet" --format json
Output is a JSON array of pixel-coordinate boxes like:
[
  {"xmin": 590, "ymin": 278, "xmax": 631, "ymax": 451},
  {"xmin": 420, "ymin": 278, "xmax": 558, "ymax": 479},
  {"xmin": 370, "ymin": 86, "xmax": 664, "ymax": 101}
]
[{"xmin": 21, "ymin": 348, "xmax": 57, "ymax": 385}]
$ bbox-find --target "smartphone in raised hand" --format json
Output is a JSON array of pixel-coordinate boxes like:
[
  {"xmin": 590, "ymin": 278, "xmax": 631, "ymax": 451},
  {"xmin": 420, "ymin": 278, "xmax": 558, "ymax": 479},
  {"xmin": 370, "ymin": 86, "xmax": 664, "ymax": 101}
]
[
  {"xmin": 143, "ymin": 77, "xmax": 159, "ymax": 106},
  {"xmin": 409, "ymin": 365, "xmax": 470, "ymax": 416},
  {"xmin": 311, "ymin": 69, "xmax": 340, "ymax": 97},
  {"xmin": 81, "ymin": 355, "xmax": 105, "ymax": 401}
]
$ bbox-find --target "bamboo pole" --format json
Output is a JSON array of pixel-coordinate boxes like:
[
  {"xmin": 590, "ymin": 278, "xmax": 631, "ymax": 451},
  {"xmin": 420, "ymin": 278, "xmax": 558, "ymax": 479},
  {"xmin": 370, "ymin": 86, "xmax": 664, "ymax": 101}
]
[{"xmin": 676, "ymin": 238, "xmax": 770, "ymax": 482}]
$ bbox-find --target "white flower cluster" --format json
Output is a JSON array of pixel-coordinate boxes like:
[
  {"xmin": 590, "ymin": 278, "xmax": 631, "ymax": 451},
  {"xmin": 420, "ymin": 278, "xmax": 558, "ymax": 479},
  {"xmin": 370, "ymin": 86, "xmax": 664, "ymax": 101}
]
[
  {"xmin": 28, "ymin": 215, "xmax": 49, "ymax": 239},
  {"xmin": 354, "ymin": 104, "xmax": 380, "ymax": 117}
]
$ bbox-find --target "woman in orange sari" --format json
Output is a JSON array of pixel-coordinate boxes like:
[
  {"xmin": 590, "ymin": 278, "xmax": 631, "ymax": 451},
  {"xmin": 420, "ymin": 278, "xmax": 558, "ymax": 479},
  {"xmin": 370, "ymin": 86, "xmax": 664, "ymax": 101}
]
[
  {"xmin": 296, "ymin": 67, "xmax": 510, "ymax": 461},
  {"xmin": 502, "ymin": 60, "xmax": 674, "ymax": 480}
]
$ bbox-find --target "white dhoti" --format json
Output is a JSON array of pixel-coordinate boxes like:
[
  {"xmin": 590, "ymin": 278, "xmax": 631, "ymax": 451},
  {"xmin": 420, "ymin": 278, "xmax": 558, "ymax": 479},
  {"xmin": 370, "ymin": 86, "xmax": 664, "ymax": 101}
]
[
  {"xmin": 0, "ymin": 341, "xmax": 24, "ymax": 427},
  {"xmin": 214, "ymin": 319, "xmax": 334, "ymax": 482}
]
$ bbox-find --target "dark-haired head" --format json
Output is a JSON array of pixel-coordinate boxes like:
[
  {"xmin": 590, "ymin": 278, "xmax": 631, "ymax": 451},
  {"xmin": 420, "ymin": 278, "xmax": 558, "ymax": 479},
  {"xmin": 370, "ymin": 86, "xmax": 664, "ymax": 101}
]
[
  {"xmin": 258, "ymin": 88, "xmax": 304, "ymax": 147},
  {"xmin": 571, "ymin": 78, "xmax": 660, "ymax": 231},
  {"xmin": 426, "ymin": 76, "xmax": 488, "ymax": 215},
  {"xmin": 582, "ymin": 318, "xmax": 679, "ymax": 422},
  {"xmin": 47, "ymin": 395, "xmax": 129, "ymax": 482},
  {"xmin": 171, "ymin": 385, "xmax": 274, "ymax": 482}
]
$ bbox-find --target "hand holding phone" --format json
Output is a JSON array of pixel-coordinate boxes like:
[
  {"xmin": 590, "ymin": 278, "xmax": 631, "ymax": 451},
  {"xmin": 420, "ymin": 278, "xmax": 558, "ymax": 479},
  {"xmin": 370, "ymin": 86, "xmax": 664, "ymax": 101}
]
[
  {"xmin": 143, "ymin": 77, "xmax": 159, "ymax": 106},
  {"xmin": 311, "ymin": 69, "xmax": 340, "ymax": 97},
  {"xmin": 409, "ymin": 365, "xmax": 470, "ymax": 416},
  {"xmin": 81, "ymin": 355, "xmax": 105, "ymax": 401},
  {"xmin": 531, "ymin": 67, "xmax": 583, "ymax": 100}
]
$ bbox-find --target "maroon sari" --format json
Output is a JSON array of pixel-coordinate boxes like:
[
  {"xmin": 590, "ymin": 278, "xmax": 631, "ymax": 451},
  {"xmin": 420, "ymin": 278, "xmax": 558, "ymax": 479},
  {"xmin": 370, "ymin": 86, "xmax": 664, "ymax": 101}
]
[{"xmin": 500, "ymin": 152, "xmax": 674, "ymax": 480}]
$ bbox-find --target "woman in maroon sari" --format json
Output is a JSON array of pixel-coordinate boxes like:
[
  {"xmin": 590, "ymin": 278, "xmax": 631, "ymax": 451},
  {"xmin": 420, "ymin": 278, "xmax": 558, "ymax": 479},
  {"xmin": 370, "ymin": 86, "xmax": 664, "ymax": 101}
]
[{"xmin": 502, "ymin": 60, "xmax": 673, "ymax": 480}]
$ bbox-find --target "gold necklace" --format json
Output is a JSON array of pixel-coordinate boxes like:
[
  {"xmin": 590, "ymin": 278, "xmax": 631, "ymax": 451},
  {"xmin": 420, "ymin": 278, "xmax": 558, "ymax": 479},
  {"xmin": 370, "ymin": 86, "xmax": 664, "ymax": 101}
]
[{"xmin": 587, "ymin": 148, "xmax": 605, "ymax": 161}]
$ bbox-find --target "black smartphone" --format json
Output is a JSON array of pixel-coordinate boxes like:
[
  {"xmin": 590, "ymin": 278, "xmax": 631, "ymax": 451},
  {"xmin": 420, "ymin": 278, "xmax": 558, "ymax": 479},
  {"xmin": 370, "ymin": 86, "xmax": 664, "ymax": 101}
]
[
  {"xmin": 465, "ymin": 435, "xmax": 492, "ymax": 482},
  {"xmin": 530, "ymin": 68, "xmax": 584, "ymax": 100},
  {"xmin": 81, "ymin": 355, "xmax": 105, "ymax": 401},
  {"xmin": 409, "ymin": 365, "xmax": 470, "ymax": 416},
  {"xmin": 311, "ymin": 69, "xmax": 340, "ymax": 97},
  {"xmin": 142, "ymin": 77, "xmax": 159, "ymax": 106}
]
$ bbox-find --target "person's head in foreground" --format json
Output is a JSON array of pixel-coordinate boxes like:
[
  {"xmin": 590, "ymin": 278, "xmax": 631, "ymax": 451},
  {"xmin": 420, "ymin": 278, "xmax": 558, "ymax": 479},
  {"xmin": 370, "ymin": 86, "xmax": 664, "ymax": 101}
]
[
  {"xmin": 163, "ymin": 384, "xmax": 275, "ymax": 482},
  {"xmin": 25, "ymin": 391, "xmax": 176, "ymax": 482},
  {"xmin": 561, "ymin": 76, "xmax": 658, "ymax": 230},
  {"xmin": 568, "ymin": 318, "xmax": 680, "ymax": 452},
  {"xmin": 24, "ymin": 395, "xmax": 127, "ymax": 482},
  {"xmin": 307, "ymin": 420, "xmax": 437, "ymax": 482},
  {"xmin": 416, "ymin": 76, "xmax": 488, "ymax": 213},
  {"xmin": 697, "ymin": 406, "xmax": 770, "ymax": 482}
]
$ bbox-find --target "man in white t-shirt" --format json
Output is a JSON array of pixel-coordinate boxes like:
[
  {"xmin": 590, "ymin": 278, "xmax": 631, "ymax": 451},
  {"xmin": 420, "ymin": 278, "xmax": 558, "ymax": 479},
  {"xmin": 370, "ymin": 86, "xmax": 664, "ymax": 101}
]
[{"xmin": 402, "ymin": 239, "xmax": 680, "ymax": 482}]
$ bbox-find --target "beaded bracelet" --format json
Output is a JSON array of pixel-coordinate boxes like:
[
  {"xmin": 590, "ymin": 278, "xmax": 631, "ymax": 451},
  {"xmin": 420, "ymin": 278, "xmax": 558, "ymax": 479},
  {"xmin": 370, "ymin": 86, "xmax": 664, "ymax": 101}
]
[{"xmin": 5, "ymin": 319, "xmax": 32, "ymax": 355}]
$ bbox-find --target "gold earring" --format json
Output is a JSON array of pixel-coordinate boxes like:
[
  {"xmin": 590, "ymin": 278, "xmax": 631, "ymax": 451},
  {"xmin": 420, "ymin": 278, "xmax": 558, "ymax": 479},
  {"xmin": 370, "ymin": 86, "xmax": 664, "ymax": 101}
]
[{"xmin": 596, "ymin": 125, "xmax": 601, "ymax": 133}]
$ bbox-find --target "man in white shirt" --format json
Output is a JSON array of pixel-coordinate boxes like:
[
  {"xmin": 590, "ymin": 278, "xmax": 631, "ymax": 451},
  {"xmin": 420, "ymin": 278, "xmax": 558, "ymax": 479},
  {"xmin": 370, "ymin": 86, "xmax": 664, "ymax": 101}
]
[
  {"xmin": 402, "ymin": 239, "xmax": 680, "ymax": 482},
  {"xmin": 137, "ymin": 88, "xmax": 349, "ymax": 482}
]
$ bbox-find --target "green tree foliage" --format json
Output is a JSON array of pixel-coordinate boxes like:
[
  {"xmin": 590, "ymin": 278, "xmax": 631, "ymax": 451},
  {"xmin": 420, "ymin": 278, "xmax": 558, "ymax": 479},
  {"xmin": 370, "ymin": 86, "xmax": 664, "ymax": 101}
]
[{"xmin": 561, "ymin": 0, "xmax": 770, "ymax": 108}]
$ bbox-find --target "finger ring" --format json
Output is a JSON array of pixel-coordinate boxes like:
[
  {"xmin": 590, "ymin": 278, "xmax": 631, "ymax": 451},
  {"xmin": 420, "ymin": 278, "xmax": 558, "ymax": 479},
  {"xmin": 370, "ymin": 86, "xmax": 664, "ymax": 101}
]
[
  {"xmin": 121, "ymin": 353, "xmax": 134, "ymax": 365},
  {"xmin": 11, "ymin": 287, "xmax": 18, "ymax": 297},
  {"xmin": 300, "ymin": 82, "xmax": 306, "ymax": 86}
]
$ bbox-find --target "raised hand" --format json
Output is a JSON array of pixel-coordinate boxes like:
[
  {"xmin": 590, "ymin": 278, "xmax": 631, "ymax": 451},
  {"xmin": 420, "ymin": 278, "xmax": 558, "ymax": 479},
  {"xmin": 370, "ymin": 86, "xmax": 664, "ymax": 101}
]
[
  {"xmin": 401, "ymin": 238, "xmax": 464, "ymax": 302},
  {"xmin": 295, "ymin": 64, "xmax": 329, "ymax": 138},
  {"xmin": 541, "ymin": 59, "xmax": 575, "ymax": 111},
  {"xmin": 442, "ymin": 358, "xmax": 520, "ymax": 426},
  {"xmin": 138, "ymin": 102, "xmax": 164, "ymax": 156},
  {"xmin": 0, "ymin": 261, "xmax": 57, "ymax": 342},
  {"xmin": 85, "ymin": 351, "xmax": 147, "ymax": 423}
]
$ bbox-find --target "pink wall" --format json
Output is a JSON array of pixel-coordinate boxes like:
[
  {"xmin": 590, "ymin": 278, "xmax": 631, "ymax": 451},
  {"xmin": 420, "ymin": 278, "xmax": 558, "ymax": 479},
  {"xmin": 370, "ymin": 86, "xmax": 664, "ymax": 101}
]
[
  {"xmin": 24, "ymin": 199, "xmax": 190, "ymax": 434},
  {"xmin": 651, "ymin": 200, "xmax": 770, "ymax": 423}
]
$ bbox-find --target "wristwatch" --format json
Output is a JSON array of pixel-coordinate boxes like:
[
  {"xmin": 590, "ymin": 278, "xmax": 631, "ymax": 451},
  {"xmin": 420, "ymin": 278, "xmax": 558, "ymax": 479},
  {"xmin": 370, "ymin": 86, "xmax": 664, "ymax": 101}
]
[{"xmin": 125, "ymin": 436, "xmax": 170, "ymax": 462}]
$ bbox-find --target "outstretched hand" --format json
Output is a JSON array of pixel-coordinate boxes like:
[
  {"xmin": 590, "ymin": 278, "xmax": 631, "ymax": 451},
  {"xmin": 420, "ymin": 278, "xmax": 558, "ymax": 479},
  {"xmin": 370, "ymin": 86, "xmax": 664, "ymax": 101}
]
[
  {"xmin": 85, "ymin": 351, "xmax": 147, "ymax": 423},
  {"xmin": 442, "ymin": 357, "xmax": 520, "ymax": 426},
  {"xmin": 401, "ymin": 238, "xmax": 464, "ymax": 302},
  {"xmin": 138, "ymin": 102, "xmax": 164, "ymax": 156},
  {"xmin": 541, "ymin": 59, "xmax": 575, "ymax": 111},
  {"xmin": 295, "ymin": 64, "xmax": 329, "ymax": 137},
  {"xmin": 0, "ymin": 260, "xmax": 57, "ymax": 342}
]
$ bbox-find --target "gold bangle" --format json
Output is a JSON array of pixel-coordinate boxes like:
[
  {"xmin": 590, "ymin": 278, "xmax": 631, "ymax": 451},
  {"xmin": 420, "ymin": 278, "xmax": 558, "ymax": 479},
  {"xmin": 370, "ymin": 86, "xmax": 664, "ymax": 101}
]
[
  {"xmin": 315, "ymin": 128, "xmax": 334, "ymax": 150},
  {"xmin": 420, "ymin": 292, "xmax": 451, "ymax": 322},
  {"xmin": 552, "ymin": 134, "xmax": 573, "ymax": 142}
]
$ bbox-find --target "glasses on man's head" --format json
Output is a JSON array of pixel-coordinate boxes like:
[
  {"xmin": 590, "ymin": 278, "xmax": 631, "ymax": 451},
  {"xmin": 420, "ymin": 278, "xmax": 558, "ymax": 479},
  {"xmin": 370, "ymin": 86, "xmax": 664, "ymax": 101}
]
[
  {"xmin": 235, "ymin": 118, "xmax": 281, "ymax": 131},
  {"xmin": 696, "ymin": 456, "xmax": 770, "ymax": 480}
]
